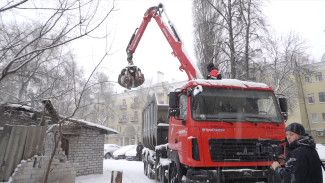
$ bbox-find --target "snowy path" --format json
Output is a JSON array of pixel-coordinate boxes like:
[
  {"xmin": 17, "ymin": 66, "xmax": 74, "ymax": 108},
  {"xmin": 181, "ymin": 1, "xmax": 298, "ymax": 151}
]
[
  {"xmin": 76, "ymin": 159, "xmax": 155, "ymax": 183},
  {"xmin": 76, "ymin": 158, "xmax": 325, "ymax": 183}
]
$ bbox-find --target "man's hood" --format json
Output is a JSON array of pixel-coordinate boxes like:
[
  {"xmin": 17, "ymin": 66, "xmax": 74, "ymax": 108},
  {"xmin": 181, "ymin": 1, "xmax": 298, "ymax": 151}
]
[{"xmin": 289, "ymin": 135, "xmax": 316, "ymax": 150}]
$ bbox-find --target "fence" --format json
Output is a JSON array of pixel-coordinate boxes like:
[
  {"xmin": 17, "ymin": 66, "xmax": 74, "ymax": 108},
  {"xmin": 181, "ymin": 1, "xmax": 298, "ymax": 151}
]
[{"xmin": 0, "ymin": 125, "xmax": 46, "ymax": 182}]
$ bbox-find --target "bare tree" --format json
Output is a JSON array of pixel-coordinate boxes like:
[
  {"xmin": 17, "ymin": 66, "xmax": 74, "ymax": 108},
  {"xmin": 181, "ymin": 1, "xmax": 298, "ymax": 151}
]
[
  {"xmin": 193, "ymin": 0, "xmax": 267, "ymax": 79},
  {"xmin": 193, "ymin": 0, "xmax": 225, "ymax": 78},
  {"xmin": 259, "ymin": 32, "xmax": 313, "ymax": 111},
  {"xmin": 76, "ymin": 71, "xmax": 115, "ymax": 125},
  {"xmin": 0, "ymin": 0, "xmax": 116, "ymax": 83},
  {"xmin": 238, "ymin": 0, "xmax": 267, "ymax": 80}
]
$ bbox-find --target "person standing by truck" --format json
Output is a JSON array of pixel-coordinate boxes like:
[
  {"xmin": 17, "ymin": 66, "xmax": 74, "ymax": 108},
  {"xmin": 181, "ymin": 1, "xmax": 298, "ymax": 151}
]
[
  {"xmin": 136, "ymin": 142, "xmax": 144, "ymax": 161},
  {"xmin": 271, "ymin": 123, "xmax": 323, "ymax": 183}
]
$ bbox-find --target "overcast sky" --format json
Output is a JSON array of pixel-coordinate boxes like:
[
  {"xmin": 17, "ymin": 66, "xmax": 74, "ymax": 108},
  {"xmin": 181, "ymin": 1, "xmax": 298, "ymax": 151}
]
[
  {"xmin": 264, "ymin": 0, "xmax": 325, "ymax": 61},
  {"xmin": 74, "ymin": 0, "xmax": 325, "ymax": 91}
]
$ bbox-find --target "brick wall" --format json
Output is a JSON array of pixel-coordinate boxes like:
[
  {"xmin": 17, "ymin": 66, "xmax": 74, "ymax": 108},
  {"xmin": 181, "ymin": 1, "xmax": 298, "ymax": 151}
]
[
  {"xmin": 10, "ymin": 156, "xmax": 77, "ymax": 183},
  {"xmin": 67, "ymin": 127, "xmax": 104, "ymax": 176}
]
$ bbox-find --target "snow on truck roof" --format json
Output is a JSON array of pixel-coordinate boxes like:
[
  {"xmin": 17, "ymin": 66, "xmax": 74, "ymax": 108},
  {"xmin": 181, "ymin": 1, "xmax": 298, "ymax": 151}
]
[{"xmin": 186, "ymin": 79, "xmax": 272, "ymax": 90}]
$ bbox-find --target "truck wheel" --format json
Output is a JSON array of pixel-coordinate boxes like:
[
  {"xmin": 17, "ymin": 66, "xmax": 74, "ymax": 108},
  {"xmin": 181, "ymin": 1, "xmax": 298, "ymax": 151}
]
[
  {"xmin": 160, "ymin": 165, "xmax": 168, "ymax": 183},
  {"xmin": 147, "ymin": 161, "xmax": 155, "ymax": 179},
  {"xmin": 168, "ymin": 161, "xmax": 183, "ymax": 183}
]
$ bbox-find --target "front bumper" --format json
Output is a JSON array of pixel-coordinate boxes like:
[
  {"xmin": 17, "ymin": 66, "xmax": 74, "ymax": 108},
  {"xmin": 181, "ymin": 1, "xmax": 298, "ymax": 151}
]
[{"xmin": 185, "ymin": 167, "xmax": 271, "ymax": 183}]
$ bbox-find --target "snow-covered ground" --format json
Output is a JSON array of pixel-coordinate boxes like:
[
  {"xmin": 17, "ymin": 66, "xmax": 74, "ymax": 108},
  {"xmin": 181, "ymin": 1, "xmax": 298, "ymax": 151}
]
[
  {"xmin": 75, "ymin": 159, "xmax": 155, "ymax": 183},
  {"xmin": 76, "ymin": 144, "xmax": 325, "ymax": 183}
]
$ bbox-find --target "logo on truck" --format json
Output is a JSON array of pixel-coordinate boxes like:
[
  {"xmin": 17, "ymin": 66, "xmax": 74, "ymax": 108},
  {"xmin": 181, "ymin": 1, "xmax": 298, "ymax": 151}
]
[
  {"xmin": 202, "ymin": 128, "xmax": 225, "ymax": 132},
  {"xmin": 178, "ymin": 129, "xmax": 187, "ymax": 135}
]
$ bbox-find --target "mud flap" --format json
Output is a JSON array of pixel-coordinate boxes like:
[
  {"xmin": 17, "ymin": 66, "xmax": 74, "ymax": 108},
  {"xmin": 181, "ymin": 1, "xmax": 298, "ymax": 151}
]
[{"xmin": 118, "ymin": 65, "xmax": 145, "ymax": 89}]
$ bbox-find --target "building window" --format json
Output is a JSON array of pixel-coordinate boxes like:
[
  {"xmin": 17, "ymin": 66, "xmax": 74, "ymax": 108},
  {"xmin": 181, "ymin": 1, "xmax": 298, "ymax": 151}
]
[
  {"xmin": 119, "ymin": 113, "xmax": 127, "ymax": 123},
  {"xmin": 131, "ymin": 111, "xmax": 138, "ymax": 122},
  {"xmin": 322, "ymin": 113, "xmax": 325, "ymax": 123},
  {"xmin": 120, "ymin": 99, "xmax": 127, "ymax": 109},
  {"xmin": 319, "ymin": 92, "xmax": 325, "ymax": 103},
  {"xmin": 315, "ymin": 72, "xmax": 323, "ymax": 82},
  {"xmin": 311, "ymin": 113, "xmax": 318, "ymax": 123},
  {"xmin": 272, "ymin": 74, "xmax": 278, "ymax": 84},
  {"xmin": 305, "ymin": 75, "xmax": 312, "ymax": 83},
  {"xmin": 308, "ymin": 93, "xmax": 315, "ymax": 104}
]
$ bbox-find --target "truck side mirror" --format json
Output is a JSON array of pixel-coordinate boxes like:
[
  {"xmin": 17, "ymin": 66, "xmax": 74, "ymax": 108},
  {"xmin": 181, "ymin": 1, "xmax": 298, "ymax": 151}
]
[
  {"xmin": 278, "ymin": 97, "xmax": 288, "ymax": 121},
  {"xmin": 169, "ymin": 92, "xmax": 180, "ymax": 108},
  {"xmin": 169, "ymin": 92, "xmax": 180, "ymax": 118}
]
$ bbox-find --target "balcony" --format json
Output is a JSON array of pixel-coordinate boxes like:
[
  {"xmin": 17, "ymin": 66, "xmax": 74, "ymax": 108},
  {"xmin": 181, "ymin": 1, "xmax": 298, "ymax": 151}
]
[
  {"xmin": 118, "ymin": 118, "xmax": 127, "ymax": 123},
  {"xmin": 119, "ymin": 104, "xmax": 127, "ymax": 110},
  {"xmin": 130, "ymin": 116, "xmax": 138, "ymax": 122}
]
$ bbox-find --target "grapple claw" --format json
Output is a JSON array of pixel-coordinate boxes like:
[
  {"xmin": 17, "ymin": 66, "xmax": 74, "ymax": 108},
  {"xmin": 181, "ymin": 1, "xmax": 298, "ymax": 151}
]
[{"xmin": 118, "ymin": 65, "xmax": 145, "ymax": 89}]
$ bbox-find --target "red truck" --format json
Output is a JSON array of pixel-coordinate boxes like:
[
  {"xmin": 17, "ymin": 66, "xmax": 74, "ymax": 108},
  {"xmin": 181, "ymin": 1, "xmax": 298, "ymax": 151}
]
[{"xmin": 118, "ymin": 4, "xmax": 288, "ymax": 183}]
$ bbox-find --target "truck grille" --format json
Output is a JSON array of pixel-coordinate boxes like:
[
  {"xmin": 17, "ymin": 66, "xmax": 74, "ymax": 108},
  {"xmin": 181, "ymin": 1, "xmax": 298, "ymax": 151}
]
[{"xmin": 209, "ymin": 139, "xmax": 277, "ymax": 162}]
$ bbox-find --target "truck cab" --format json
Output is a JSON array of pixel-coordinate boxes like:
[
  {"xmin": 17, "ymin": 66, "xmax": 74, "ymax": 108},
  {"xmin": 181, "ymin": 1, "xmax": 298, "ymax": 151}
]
[{"xmin": 167, "ymin": 79, "xmax": 287, "ymax": 182}]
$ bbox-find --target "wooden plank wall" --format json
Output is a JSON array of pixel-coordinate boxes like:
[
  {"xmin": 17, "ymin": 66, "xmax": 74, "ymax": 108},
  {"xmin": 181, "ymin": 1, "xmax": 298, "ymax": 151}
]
[{"xmin": 0, "ymin": 125, "xmax": 46, "ymax": 182}]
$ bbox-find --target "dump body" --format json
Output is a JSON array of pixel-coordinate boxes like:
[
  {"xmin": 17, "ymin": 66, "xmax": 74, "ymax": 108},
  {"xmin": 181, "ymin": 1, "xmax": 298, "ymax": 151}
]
[{"xmin": 142, "ymin": 96, "xmax": 169, "ymax": 150}]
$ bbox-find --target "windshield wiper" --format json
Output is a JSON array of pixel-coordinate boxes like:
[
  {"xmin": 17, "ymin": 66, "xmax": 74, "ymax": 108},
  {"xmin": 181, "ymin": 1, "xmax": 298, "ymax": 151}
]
[
  {"xmin": 215, "ymin": 118, "xmax": 234, "ymax": 125},
  {"xmin": 244, "ymin": 116, "xmax": 280, "ymax": 126}
]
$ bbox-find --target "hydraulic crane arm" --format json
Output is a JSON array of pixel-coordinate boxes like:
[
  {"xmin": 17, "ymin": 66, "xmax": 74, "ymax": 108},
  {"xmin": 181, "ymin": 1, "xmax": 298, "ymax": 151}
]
[{"xmin": 118, "ymin": 4, "xmax": 203, "ymax": 89}]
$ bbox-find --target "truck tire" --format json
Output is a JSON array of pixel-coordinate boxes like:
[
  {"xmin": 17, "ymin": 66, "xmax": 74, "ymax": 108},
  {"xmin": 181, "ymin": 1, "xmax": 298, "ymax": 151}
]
[
  {"xmin": 147, "ymin": 161, "xmax": 155, "ymax": 179},
  {"xmin": 168, "ymin": 160, "xmax": 183, "ymax": 183},
  {"xmin": 159, "ymin": 165, "xmax": 168, "ymax": 183},
  {"xmin": 144, "ymin": 160, "xmax": 148, "ymax": 176}
]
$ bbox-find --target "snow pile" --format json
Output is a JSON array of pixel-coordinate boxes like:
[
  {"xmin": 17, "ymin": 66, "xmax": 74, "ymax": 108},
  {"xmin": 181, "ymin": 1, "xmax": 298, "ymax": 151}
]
[{"xmin": 75, "ymin": 159, "xmax": 155, "ymax": 183}]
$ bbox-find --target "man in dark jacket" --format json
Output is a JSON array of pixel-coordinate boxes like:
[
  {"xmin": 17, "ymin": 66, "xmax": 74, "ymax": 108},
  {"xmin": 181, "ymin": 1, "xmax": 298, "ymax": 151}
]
[
  {"xmin": 271, "ymin": 123, "xmax": 323, "ymax": 183},
  {"xmin": 136, "ymin": 142, "xmax": 144, "ymax": 161}
]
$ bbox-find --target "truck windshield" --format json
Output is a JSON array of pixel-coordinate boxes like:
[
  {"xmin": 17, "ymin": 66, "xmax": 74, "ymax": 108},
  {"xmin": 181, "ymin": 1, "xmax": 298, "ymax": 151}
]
[{"xmin": 191, "ymin": 87, "xmax": 283, "ymax": 123}]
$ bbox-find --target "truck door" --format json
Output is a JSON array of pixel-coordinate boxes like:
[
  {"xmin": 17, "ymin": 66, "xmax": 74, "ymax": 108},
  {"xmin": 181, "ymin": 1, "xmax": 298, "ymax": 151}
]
[{"xmin": 169, "ymin": 93, "xmax": 188, "ymax": 153}]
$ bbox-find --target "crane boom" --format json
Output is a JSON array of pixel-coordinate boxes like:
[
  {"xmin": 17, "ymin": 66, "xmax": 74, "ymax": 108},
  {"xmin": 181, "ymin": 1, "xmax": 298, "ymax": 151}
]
[{"xmin": 118, "ymin": 4, "xmax": 203, "ymax": 89}]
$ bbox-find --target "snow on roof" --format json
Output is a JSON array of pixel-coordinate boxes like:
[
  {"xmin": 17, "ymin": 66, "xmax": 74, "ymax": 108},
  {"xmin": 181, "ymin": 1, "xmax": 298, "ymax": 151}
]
[
  {"xmin": 66, "ymin": 117, "xmax": 119, "ymax": 134},
  {"xmin": 190, "ymin": 79, "xmax": 271, "ymax": 89},
  {"xmin": 4, "ymin": 103, "xmax": 37, "ymax": 112},
  {"xmin": 1, "ymin": 104, "xmax": 118, "ymax": 135}
]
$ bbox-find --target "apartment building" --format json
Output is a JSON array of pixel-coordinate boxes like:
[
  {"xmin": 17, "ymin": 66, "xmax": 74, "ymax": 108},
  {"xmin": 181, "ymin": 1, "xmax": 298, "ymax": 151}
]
[
  {"xmin": 296, "ymin": 61, "xmax": 325, "ymax": 142},
  {"xmin": 105, "ymin": 81, "xmax": 185, "ymax": 146}
]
